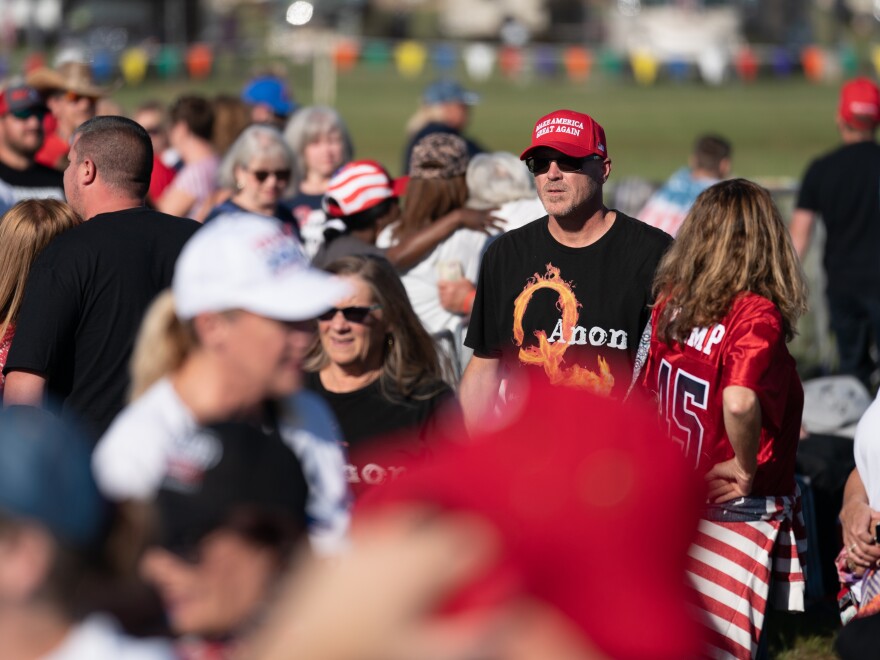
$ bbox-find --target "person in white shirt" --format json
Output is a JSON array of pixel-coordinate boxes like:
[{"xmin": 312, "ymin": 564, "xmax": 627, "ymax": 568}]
[{"xmin": 93, "ymin": 213, "xmax": 353, "ymax": 554}]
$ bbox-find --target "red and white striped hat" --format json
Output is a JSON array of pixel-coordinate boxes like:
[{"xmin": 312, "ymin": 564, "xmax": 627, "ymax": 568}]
[{"xmin": 322, "ymin": 160, "xmax": 406, "ymax": 218}]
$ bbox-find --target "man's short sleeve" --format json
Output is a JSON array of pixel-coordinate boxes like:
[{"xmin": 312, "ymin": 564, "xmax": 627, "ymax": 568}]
[{"xmin": 4, "ymin": 252, "xmax": 81, "ymax": 378}]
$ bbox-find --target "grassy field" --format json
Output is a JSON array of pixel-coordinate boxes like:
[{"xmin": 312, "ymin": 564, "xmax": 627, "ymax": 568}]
[{"xmin": 110, "ymin": 62, "xmax": 843, "ymax": 181}]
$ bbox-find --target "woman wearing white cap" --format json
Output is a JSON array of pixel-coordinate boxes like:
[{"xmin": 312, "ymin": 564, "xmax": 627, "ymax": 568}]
[{"xmin": 92, "ymin": 213, "xmax": 353, "ymax": 554}]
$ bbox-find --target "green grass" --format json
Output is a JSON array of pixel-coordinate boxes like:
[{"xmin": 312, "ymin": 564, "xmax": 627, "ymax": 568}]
[{"xmin": 111, "ymin": 63, "xmax": 841, "ymax": 180}]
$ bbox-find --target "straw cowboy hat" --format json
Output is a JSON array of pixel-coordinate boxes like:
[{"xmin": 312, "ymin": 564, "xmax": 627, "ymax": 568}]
[{"xmin": 26, "ymin": 61, "xmax": 106, "ymax": 99}]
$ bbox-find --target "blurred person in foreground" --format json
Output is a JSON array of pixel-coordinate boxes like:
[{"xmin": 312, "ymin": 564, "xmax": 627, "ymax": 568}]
[
  {"xmin": 0, "ymin": 200, "xmax": 81, "ymax": 397},
  {"xmin": 304, "ymin": 255, "xmax": 463, "ymax": 493},
  {"xmin": 459, "ymin": 109, "xmax": 671, "ymax": 433},
  {"xmin": 0, "ymin": 83, "xmax": 64, "ymax": 202},
  {"xmin": 0, "ymin": 406, "xmax": 173, "ymax": 659},
  {"xmin": 282, "ymin": 106, "xmax": 354, "ymax": 257},
  {"xmin": 643, "ymin": 179, "xmax": 809, "ymax": 659},
  {"xmin": 204, "ymin": 124, "xmax": 299, "ymax": 239},
  {"xmin": 377, "ymin": 133, "xmax": 492, "ymax": 337},
  {"xmin": 249, "ymin": 377, "xmax": 705, "ymax": 660},
  {"xmin": 140, "ymin": 420, "xmax": 311, "ymax": 659},
  {"xmin": 26, "ymin": 60, "xmax": 104, "ymax": 171},
  {"xmin": 637, "ymin": 133, "xmax": 732, "ymax": 238},
  {"xmin": 156, "ymin": 95, "xmax": 220, "ymax": 222},
  {"xmin": 790, "ymin": 77, "xmax": 880, "ymax": 390},
  {"xmin": 2, "ymin": 116, "xmax": 199, "ymax": 439},
  {"xmin": 402, "ymin": 79, "xmax": 485, "ymax": 174},
  {"xmin": 93, "ymin": 213, "xmax": 352, "ymax": 555}
]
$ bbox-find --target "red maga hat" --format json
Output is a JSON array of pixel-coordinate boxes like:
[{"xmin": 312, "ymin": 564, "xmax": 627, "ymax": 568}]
[
  {"xmin": 520, "ymin": 109, "xmax": 608, "ymax": 161},
  {"xmin": 359, "ymin": 374, "xmax": 706, "ymax": 660},
  {"xmin": 839, "ymin": 77, "xmax": 880, "ymax": 130}
]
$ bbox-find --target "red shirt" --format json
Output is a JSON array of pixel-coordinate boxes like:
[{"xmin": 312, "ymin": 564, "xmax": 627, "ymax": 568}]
[{"xmin": 643, "ymin": 292, "xmax": 802, "ymax": 496}]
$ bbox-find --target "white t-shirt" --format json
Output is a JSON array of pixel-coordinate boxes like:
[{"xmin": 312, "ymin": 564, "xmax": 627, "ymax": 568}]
[
  {"xmin": 377, "ymin": 224, "xmax": 489, "ymax": 335},
  {"xmin": 855, "ymin": 390, "xmax": 880, "ymax": 509},
  {"xmin": 93, "ymin": 378, "xmax": 351, "ymax": 554},
  {"xmin": 42, "ymin": 615, "xmax": 173, "ymax": 660},
  {"xmin": 488, "ymin": 196, "xmax": 546, "ymax": 234}
]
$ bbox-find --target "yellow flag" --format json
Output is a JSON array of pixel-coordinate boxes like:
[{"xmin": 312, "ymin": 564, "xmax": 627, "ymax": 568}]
[
  {"xmin": 120, "ymin": 48, "xmax": 149, "ymax": 86},
  {"xmin": 631, "ymin": 50, "xmax": 658, "ymax": 86},
  {"xmin": 394, "ymin": 41, "xmax": 427, "ymax": 78}
]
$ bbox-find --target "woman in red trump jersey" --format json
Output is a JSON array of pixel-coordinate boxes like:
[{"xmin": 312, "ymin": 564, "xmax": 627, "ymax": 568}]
[{"xmin": 643, "ymin": 178, "xmax": 809, "ymax": 660}]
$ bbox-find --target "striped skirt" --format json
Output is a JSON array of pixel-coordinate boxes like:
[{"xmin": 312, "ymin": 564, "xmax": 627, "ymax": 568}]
[{"xmin": 687, "ymin": 492, "xmax": 808, "ymax": 659}]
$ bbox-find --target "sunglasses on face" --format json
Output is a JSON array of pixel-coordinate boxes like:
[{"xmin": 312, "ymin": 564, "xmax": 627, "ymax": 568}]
[
  {"xmin": 10, "ymin": 108, "xmax": 46, "ymax": 121},
  {"xmin": 524, "ymin": 154, "xmax": 604, "ymax": 175},
  {"xmin": 317, "ymin": 304, "xmax": 382, "ymax": 323},
  {"xmin": 63, "ymin": 91, "xmax": 95, "ymax": 104},
  {"xmin": 249, "ymin": 168, "xmax": 292, "ymax": 184}
]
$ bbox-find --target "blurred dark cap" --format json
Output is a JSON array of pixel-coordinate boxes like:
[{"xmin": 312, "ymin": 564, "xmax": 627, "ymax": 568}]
[
  {"xmin": 155, "ymin": 420, "xmax": 309, "ymax": 556},
  {"xmin": 0, "ymin": 406, "xmax": 107, "ymax": 547}
]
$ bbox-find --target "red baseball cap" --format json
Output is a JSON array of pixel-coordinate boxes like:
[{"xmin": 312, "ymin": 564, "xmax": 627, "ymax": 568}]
[
  {"xmin": 839, "ymin": 77, "xmax": 880, "ymax": 130},
  {"xmin": 520, "ymin": 109, "xmax": 608, "ymax": 161},
  {"xmin": 359, "ymin": 375, "xmax": 706, "ymax": 659}
]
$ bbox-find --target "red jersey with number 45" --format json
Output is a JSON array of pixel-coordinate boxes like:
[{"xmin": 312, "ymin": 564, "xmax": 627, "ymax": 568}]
[{"xmin": 643, "ymin": 292, "xmax": 802, "ymax": 497}]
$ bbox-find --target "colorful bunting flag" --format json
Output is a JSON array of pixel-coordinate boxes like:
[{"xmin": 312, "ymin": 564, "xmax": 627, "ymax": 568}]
[
  {"xmin": 120, "ymin": 47, "xmax": 150, "ymax": 86},
  {"xmin": 394, "ymin": 41, "xmax": 427, "ymax": 77},
  {"xmin": 463, "ymin": 43, "xmax": 495, "ymax": 81},
  {"xmin": 564, "ymin": 47, "xmax": 592, "ymax": 81},
  {"xmin": 630, "ymin": 49, "xmax": 658, "ymax": 85}
]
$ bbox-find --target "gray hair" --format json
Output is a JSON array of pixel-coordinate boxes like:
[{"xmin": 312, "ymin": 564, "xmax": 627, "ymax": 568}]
[
  {"xmin": 465, "ymin": 152, "xmax": 536, "ymax": 210},
  {"xmin": 217, "ymin": 124, "xmax": 294, "ymax": 192},
  {"xmin": 283, "ymin": 105, "xmax": 353, "ymax": 189}
]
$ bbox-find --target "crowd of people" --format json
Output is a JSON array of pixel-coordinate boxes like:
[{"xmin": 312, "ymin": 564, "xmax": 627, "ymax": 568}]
[{"xmin": 2, "ymin": 51, "xmax": 880, "ymax": 659}]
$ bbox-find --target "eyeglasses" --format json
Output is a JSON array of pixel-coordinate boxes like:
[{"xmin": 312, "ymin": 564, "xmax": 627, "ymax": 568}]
[
  {"xmin": 63, "ymin": 91, "xmax": 95, "ymax": 104},
  {"xmin": 524, "ymin": 154, "xmax": 604, "ymax": 175},
  {"xmin": 317, "ymin": 304, "xmax": 382, "ymax": 323},
  {"xmin": 249, "ymin": 168, "xmax": 292, "ymax": 184},
  {"xmin": 9, "ymin": 108, "xmax": 46, "ymax": 121}
]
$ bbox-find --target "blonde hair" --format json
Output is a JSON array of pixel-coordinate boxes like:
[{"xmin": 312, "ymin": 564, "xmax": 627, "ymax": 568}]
[
  {"xmin": 653, "ymin": 178, "xmax": 808, "ymax": 343},
  {"xmin": 128, "ymin": 289, "xmax": 197, "ymax": 400},
  {"xmin": 0, "ymin": 200, "xmax": 81, "ymax": 341}
]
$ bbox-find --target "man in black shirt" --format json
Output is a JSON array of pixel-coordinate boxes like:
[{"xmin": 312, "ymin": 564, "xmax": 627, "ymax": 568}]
[
  {"xmin": 791, "ymin": 78, "xmax": 880, "ymax": 388},
  {"xmin": 459, "ymin": 109, "xmax": 672, "ymax": 433},
  {"xmin": 0, "ymin": 84, "xmax": 64, "ymax": 201},
  {"xmin": 3, "ymin": 116, "xmax": 199, "ymax": 439}
]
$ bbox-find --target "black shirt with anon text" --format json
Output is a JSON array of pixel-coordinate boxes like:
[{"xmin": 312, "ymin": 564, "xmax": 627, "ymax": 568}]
[
  {"xmin": 4, "ymin": 207, "xmax": 200, "ymax": 440},
  {"xmin": 465, "ymin": 212, "xmax": 672, "ymax": 399}
]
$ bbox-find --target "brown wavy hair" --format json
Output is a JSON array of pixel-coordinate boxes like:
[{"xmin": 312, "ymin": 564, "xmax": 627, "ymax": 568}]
[{"xmin": 653, "ymin": 178, "xmax": 808, "ymax": 343}]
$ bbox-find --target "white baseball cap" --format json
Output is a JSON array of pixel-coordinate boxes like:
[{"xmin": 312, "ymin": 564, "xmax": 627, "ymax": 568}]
[{"xmin": 173, "ymin": 213, "xmax": 351, "ymax": 321}]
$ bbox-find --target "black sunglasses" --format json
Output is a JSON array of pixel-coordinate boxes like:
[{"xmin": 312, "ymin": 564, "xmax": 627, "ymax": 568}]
[
  {"xmin": 525, "ymin": 154, "xmax": 604, "ymax": 175},
  {"xmin": 11, "ymin": 108, "xmax": 46, "ymax": 121},
  {"xmin": 249, "ymin": 168, "xmax": 292, "ymax": 184},
  {"xmin": 318, "ymin": 304, "xmax": 382, "ymax": 323}
]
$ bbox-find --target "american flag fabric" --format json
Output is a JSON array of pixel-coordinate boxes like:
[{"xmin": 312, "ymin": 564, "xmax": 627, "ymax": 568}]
[{"xmin": 687, "ymin": 492, "xmax": 807, "ymax": 659}]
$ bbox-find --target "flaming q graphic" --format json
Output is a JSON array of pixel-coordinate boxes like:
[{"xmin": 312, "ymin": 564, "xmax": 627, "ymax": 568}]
[{"xmin": 512, "ymin": 264, "xmax": 614, "ymax": 395}]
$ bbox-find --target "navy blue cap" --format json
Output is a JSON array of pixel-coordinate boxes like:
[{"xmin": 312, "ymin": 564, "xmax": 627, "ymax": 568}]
[
  {"xmin": 241, "ymin": 76, "xmax": 298, "ymax": 117},
  {"xmin": 422, "ymin": 79, "xmax": 480, "ymax": 106},
  {"xmin": 0, "ymin": 407, "xmax": 107, "ymax": 547}
]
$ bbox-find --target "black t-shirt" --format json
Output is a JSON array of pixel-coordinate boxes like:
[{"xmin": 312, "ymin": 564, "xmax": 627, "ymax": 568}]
[
  {"xmin": 465, "ymin": 212, "xmax": 672, "ymax": 398},
  {"xmin": 0, "ymin": 160, "xmax": 64, "ymax": 201},
  {"xmin": 304, "ymin": 370, "xmax": 459, "ymax": 448},
  {"xmin": 4, "ymin": 207, "xmax": 200, "ymax": 440},
  {"xmin": 796, "ymin": 141, "xmax": 880, "ymax": 294}
]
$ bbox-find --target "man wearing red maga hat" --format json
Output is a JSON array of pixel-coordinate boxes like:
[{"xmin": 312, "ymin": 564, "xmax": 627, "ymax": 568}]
[
  {"xmin": 459, "ymin": 108, "xmax": 672, "ymax": 432},
  {"xmin": 791, "ymin": 77, "xmax": 880, "ymax": 390}
]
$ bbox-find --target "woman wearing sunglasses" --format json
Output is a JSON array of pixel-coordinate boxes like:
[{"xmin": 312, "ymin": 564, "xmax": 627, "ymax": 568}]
[
  {"xmin": 205, "ymin": 124, "xmax": 300, "ymax": 241},
  {"xmin": 304, "ymin": 255, "xmax": 463, "ymax": 493}
]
